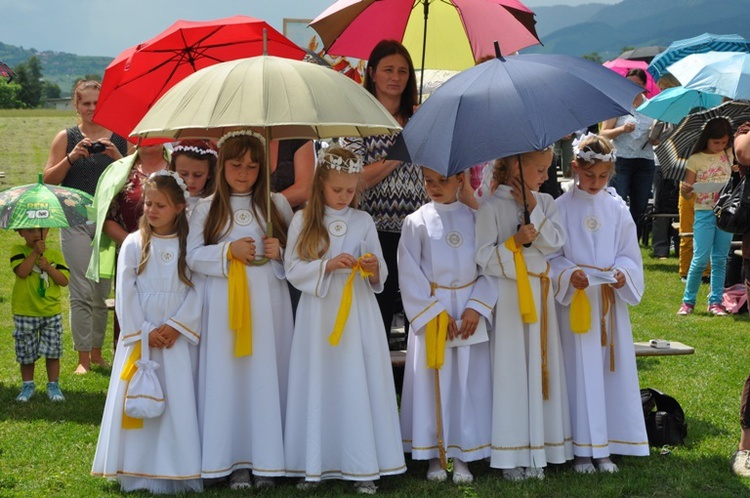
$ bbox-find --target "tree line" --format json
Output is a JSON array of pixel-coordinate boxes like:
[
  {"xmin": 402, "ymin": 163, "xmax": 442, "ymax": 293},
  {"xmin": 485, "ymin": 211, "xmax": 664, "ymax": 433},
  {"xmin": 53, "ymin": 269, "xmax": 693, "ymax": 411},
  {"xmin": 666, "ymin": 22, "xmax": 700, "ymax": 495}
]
[{"xmin": 0, "ymin": 56, "xmax": 100, "ymax": 109}]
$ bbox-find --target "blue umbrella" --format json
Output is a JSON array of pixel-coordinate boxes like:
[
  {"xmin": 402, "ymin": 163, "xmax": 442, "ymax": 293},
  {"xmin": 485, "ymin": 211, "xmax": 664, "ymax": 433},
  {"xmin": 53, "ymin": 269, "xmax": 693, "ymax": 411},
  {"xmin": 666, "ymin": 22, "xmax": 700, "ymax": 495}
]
[
  {"xmin": 648, "ymin": 33, "xmax": 750, "ymax": 80},
  {"xmin": 389, "ymin": 52, "xmax": 644, "ymax": 177},
  {"xmin": 668, "ymin": 52, "xmax": 750, "ymax": 100},
  {"xmin": 636, "ymin": 86, "xmax": 723, "ymax": 124}
]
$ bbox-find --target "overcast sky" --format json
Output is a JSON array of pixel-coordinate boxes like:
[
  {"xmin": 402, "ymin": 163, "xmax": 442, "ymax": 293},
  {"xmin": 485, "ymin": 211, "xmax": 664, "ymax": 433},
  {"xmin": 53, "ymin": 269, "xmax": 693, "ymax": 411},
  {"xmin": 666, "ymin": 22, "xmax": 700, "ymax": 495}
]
[{"xmin": 1, "ymin": 0, "xmax": 622, "ymax": 57}]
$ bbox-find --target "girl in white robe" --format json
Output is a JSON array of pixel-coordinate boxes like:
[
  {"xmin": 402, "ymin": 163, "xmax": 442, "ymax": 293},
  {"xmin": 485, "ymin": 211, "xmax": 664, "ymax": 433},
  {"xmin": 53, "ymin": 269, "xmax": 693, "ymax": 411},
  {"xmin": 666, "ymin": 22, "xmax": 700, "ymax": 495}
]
[
  {"xmin": 187, "ymin": 131, "xmax": 294, "ymax": 489},
  {"xmin": 398, "ymin": 168, "xmax": 496, "ymax": 484},
  {"xmin": 92, "ymin": 171, "xmax": 203, "ymax": 494},
  {"xmin": 284, "ymin": 147, "xmax": 405, "ymax": 495},
  {"xmin": 475, "ymin": 148, "xmax": 573, "ymax": 480},
  {"xmin": 169, "ymin": 139, "xmax": 217, "ymax": 217},
  {"xmin": 549, "ymin": 134, "xmax": 649, "ymax": 474}
]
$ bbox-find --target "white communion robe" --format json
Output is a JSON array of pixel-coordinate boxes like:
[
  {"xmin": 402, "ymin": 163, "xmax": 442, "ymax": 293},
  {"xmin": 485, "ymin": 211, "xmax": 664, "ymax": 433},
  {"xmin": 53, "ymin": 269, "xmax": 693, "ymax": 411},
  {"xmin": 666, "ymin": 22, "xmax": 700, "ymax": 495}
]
[
  {"xmin": 187, "ymin": 193, "xmax": 294, "ymax": 479},
  {"xmin": 283, "ymin": 206, "xmax": 406, "ymax": 482},
  {"xmin": 549, "ymin": 186, "xmax": 649, "ymax": 458},
  {"xmin": 398, "ymin": 201, "xmax": 496, "ymax": 462},
  {"xmin": 475, "ymin": 185, "xmax": 573, "ymax": 470},
  {"xmin": 91, "ymin": 232, "xmax": 203, "ymax": 494}
]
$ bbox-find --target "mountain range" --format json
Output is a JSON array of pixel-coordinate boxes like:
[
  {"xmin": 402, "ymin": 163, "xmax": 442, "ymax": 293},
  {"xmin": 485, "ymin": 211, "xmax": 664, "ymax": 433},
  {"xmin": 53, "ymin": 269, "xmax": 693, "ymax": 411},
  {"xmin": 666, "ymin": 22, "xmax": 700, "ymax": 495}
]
[{"xmin": 1, "ymin": 0, "xmax": 749, "ymax": 95}]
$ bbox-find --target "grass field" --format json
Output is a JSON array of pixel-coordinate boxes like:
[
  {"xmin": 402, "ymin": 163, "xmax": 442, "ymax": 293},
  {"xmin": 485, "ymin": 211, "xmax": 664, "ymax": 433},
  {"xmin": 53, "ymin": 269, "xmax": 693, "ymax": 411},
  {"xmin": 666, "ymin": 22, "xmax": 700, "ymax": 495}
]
[{"xmin": 1, "ymin": 110, "xmax": 749, "ymax": 496}]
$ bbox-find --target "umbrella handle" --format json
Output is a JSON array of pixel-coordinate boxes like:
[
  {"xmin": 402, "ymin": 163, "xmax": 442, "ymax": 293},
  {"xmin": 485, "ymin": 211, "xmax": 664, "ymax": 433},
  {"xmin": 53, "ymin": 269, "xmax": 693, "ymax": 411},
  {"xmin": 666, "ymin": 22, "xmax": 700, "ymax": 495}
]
[
  {"xmin": 517, "ymin": 155, "xmax": 532, "ymax": 248},
  {"xmin": 250, "ymin": 136, "xmax": 274, "ymax": 267}
]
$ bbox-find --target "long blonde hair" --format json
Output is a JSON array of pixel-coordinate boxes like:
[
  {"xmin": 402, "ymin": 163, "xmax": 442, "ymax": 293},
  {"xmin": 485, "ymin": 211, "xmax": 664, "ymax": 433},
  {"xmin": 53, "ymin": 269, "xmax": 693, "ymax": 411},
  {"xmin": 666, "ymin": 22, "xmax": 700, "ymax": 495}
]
[
  {"xmin": 137, "ymin": 175, "xmax": 192, "ymax": 287},
  {"xmin": 296, "ymin": 147, "xmax": 360, "ymax": 261},
  {"xmin": 203, "ymin": 135, "xmax": 288, "ymax": 247}
]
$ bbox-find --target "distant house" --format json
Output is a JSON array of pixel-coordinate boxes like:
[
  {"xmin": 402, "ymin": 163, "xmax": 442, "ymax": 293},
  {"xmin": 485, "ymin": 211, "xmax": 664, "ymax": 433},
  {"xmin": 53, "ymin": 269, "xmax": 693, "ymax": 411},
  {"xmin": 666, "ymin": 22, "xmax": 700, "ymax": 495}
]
[{"xmin": 45, "ymin": 97, "xmax": 73, "ymax": 111}]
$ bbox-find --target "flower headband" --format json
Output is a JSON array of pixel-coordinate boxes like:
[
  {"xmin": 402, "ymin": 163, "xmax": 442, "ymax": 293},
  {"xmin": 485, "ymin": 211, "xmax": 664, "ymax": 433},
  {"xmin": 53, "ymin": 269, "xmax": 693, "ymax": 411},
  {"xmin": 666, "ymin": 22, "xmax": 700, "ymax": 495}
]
[
  {"xmin": 572, "ymin": 132, "xmax": 616, "ymax": 164},
  {"xmin": 172, "ymin": 144, "xmax": 218, "ymax": 157},
  {"xmin": 217, "ymin": 130, "xmax": 266, "ymax": 149},
  {"xmin": 149, "ymin": 169, "xmax": 190, "ymax": 200},
  {"xmin": 317, "ymin": 148, "xmax": 363, "ymax": 174}
]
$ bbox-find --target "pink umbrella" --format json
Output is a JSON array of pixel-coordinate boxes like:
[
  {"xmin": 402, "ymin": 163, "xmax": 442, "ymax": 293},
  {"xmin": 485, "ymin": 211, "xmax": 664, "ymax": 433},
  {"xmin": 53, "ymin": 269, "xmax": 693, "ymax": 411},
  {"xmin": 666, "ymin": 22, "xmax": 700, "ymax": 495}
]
[{"xmin": 603, "ymin": 59, "xmax": 660, "ymax": 98}]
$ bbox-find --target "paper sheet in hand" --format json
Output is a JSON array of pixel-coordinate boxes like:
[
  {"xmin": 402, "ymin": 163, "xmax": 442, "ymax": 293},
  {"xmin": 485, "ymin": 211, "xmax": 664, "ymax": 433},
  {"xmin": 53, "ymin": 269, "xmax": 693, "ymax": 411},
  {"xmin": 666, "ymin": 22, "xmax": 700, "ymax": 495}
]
[
  {"xmin": 691, "ymin": 181, "xmax": 724, "ymax": 194},
  {"xmin": 446, "ymin": 318, "xmax": 488, "ymax": 348},
  {"xmin": 586, "ymin": 270, "xmax": 618, "ymax": 286}
]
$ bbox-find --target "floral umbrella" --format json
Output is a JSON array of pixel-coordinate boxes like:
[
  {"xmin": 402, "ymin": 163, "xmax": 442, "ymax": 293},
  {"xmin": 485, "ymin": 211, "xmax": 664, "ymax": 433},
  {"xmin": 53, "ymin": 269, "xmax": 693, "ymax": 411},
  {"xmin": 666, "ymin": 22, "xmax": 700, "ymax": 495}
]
[{"xmin": 0, "ymin": 174, "xmax": 93, "ymax": 230}]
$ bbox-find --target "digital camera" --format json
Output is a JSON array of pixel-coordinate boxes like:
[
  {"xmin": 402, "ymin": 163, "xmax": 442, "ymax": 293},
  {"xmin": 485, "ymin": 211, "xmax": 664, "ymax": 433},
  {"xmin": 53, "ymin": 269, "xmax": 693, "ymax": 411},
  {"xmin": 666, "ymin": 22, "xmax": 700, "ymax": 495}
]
[{"xmin": 85, "ymin": 141, "xmax": 106, "ymax": 154}]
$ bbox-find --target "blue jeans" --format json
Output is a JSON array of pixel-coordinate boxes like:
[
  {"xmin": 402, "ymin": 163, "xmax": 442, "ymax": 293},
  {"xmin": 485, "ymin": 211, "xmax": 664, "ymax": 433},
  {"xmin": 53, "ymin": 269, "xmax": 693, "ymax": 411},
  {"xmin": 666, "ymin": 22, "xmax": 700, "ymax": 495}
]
[
  {"xmin": 683, "ymin": 209, "xmax": 733, "ymax": 305},
  {"xmin": 610, "ymin": 157, "xmax": 655, "ymax": 229}
]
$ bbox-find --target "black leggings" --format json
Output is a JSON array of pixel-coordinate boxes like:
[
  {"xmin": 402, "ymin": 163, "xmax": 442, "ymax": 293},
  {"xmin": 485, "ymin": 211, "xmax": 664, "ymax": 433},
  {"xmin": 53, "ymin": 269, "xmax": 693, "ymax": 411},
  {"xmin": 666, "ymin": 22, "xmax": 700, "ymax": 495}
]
[{"xmin": 376, "ymin": 231, "xmax": 402, "ymax": 342}]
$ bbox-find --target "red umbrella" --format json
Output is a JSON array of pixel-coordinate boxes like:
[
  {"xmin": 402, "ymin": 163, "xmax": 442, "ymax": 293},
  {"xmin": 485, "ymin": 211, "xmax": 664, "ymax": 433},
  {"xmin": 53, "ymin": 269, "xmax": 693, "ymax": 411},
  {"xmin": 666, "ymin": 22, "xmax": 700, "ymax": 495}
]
[
  {"xmin": 603, "ymin": 59, "xmax": 661, "ymax": 98},
  {"xmin": 94, "ymin": 15, "xmax": 306, "ymax": 143}
]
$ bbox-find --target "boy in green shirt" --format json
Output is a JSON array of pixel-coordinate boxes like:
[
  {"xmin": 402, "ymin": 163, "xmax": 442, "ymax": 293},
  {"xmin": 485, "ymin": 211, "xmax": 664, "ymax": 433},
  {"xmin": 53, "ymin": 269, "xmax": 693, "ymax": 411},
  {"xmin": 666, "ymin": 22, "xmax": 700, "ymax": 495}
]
[{"xmin": 11, "ymin": 228, "xmax": 69, "ymax": 402}]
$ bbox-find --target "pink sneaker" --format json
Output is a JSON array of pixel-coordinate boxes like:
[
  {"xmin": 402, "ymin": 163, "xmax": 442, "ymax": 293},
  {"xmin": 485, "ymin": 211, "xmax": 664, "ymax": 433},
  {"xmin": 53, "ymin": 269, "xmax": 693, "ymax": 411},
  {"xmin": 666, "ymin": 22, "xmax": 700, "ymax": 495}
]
[
  {"xmin": 707, "ymin": 304, "xmax": 728, "ymax": 316},
  {"xmin": 676, "ymin": 303, "xmax": 694, "ymax": 315}
]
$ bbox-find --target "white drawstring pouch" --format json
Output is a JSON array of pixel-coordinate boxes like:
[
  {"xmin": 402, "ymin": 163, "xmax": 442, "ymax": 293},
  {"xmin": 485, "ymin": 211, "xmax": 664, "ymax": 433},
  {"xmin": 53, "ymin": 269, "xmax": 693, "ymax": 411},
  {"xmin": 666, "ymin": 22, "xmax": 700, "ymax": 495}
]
[{"xmin": 124, "ymin": 329, "xmax": 165, "ymax": 419}]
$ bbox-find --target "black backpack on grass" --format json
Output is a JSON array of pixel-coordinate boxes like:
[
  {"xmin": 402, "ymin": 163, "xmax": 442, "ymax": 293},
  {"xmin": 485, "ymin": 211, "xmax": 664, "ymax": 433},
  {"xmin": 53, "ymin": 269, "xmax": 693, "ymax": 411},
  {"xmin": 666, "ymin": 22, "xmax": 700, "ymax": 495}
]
[{"xmin": 641, "ymin": 388, "xmax": 687, "ymax": 446}]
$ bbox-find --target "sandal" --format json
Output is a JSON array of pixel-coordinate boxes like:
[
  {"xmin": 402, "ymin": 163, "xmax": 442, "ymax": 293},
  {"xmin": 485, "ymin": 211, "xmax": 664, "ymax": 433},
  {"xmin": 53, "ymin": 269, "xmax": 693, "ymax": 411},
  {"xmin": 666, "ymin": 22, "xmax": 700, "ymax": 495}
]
[{"xmin": 354, "ymin": 481, "xmax": 377, "ymax": 495}]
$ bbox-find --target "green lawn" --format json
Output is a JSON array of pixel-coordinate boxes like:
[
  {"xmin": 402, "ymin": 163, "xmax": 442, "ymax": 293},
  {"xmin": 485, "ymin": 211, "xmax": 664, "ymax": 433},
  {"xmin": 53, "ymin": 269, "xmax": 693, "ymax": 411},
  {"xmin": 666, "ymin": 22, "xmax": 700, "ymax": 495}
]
[{"xmin": 1, "ymin": 110, "xmax": 749, "ymax": 496}]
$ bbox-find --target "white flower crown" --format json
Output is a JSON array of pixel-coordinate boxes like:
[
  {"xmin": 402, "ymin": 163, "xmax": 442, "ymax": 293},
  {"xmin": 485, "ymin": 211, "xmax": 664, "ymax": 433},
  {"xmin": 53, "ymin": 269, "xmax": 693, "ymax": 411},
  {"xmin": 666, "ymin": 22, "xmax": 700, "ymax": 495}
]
[
  {"xmin": 317, "ymin": 148, "xmax": 363, "ymax": 174},
  {"xmin": 172, "ymin": 144, "xmax": 218, "ymax": 157},
  {"xmin": 217, "ymin": 130, "xmax": 266, "ymax": 149},
  {"xmin": 149, "ymin": 169, "xmax": 190, "ymax": 200},
  {"xmin": 572, "ymin": 132, "xmax": 616, "ymax": 164}
]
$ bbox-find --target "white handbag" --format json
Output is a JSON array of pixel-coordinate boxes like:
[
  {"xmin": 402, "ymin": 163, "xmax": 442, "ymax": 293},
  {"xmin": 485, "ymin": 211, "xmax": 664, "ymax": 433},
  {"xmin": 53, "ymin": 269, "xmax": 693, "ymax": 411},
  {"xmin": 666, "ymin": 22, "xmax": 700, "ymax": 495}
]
[{"xmin": 124, "ymin": 328, "xmax": 165, "ymax": 420}]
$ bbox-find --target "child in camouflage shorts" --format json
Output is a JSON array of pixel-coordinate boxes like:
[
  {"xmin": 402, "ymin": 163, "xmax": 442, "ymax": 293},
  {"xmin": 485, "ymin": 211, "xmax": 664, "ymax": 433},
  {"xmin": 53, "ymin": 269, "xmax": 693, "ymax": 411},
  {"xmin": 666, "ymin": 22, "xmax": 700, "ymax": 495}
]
[{"xmin": 11, "ymin": 228, "xmax": 69, "ymax": 402}]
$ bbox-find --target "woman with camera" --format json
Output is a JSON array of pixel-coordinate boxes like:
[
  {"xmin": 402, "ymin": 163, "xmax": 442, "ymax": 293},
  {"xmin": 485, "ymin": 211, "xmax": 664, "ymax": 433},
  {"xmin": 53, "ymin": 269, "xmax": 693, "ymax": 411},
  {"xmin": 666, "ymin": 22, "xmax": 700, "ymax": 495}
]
[{"xmin": 44, "ymin": 79, "xmax": 129, "ymax": 374}]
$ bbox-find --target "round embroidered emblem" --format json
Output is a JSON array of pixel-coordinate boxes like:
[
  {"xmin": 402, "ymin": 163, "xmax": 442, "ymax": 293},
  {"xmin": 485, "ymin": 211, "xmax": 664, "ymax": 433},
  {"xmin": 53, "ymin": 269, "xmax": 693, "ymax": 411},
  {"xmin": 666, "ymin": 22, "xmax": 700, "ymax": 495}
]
[
  {"xmin": 158, "ymin": 249, "xmax": 176, "ymax": 265},
  {"xmin": 583, "ymin": 215, "xmax": 601, "ymax": 232},
  {"xmin": 234, "ymin": 209, "xmax": 253, "ymax": 226},
  {"xmin": 328, "ymin": 220, "xmax": 348, "ymax": 237},
  {"xmin": 446, "ymin": 230, "xmax": 463, "ymax": 248}
]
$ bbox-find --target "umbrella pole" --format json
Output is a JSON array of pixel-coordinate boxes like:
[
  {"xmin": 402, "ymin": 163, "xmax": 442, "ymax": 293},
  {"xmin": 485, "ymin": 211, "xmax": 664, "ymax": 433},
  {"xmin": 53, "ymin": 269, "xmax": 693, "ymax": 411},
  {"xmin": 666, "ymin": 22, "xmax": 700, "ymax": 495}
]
[{"xmin": 418, "ymin": 0, "xmax": 430, "ymax": 103}]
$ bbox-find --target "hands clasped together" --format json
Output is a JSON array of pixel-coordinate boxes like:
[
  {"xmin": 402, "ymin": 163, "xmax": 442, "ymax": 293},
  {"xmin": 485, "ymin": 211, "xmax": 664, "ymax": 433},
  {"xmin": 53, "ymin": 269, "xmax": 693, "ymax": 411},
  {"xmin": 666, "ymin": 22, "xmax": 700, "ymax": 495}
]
[{"xmin": 230, "ymin": 235, "xmax": 282, "ymax": 264}]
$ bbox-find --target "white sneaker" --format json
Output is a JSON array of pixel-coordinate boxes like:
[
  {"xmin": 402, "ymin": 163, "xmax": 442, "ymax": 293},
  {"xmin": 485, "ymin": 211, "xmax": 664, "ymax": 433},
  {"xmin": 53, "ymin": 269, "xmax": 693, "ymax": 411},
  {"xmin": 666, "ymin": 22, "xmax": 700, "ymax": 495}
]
[
  {"xmin": 354, "ymin": 481, "xmax": 377, "ymax": 494},
  {"xmin": 502, "ymin": 467, "xmax": 527, "ymax": 481},
  {"xmin": 731, "ymin": 450, "xmax": 750, "ymax": 477},
  {"xmin": 525, "ymin": 467, "xmax": 545, "ymax": 480}
]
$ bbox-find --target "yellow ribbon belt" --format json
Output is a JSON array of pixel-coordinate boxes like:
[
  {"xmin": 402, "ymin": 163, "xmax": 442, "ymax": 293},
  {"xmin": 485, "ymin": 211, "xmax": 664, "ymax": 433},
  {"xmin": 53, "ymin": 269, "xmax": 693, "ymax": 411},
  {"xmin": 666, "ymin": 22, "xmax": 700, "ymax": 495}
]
[
  {"xmin": 528, "ymin": 264, "xmax": 551, "ymax": 401},
  {"xmin": 120, "ymin": 341, "xmax": 143, "ymax": 429},
  {"xmin": 328, "ymin": 255, "xmax": 374, "ymax": 346},
  {"xmin": 570, "ymin": 287, "xmax": 592, "ymax": 333},
  {"xmin": 228, "ymin": 253, "xmax": 252, "ymax": 357},
  {"xmin": 504, "ymin": 236, "xmax": 537, "ymax": 323},
  {"xmin": 425, "ymin": 310, "xmax": 449, "ymax": 369}
]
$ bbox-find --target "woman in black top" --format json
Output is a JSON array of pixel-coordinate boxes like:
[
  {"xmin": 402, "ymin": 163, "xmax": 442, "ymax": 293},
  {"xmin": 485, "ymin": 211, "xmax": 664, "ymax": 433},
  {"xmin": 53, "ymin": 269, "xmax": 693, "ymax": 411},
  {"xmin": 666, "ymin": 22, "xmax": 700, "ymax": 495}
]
[{"xmin": 43, "ymin": 80, "xmax": 129, "ymax": 374}]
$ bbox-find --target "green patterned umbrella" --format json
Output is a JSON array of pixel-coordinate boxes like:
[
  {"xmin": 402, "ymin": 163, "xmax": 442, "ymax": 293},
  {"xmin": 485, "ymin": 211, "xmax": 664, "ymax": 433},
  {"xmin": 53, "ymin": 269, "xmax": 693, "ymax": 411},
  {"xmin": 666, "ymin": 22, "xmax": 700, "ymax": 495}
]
[{"xmin": 0, "ymin": 174, "xmax": 94, "ymax": 230}]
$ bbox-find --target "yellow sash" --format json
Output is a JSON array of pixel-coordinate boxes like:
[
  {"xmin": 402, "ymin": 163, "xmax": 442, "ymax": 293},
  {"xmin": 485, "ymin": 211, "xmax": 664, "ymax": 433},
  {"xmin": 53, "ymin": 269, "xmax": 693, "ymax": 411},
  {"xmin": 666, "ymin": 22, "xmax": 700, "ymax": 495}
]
[
  {"xmin": 504, "ymin": 236, "xmax": 537, "ymax": 323},
  {"xmin": 228, "ymin": 253, "xmax": 252, "ymax": 356},
  {"xmin": 425, "ymin": 310, "xmax": 449, "ymax": 369},
  {"xmin": 120, "ymin": 341, "xmax": 143, "ymax": 429},
  {"xmin": 328, "ymin": 255, "xmax": 374, "ymax": 346},
  {"xmin": 600, "ymin": 285, "xmax": 616, "ymax": 371},
  {"xmin": 570, "ymin": 288, "xmax": 592, "ymax": 333}
]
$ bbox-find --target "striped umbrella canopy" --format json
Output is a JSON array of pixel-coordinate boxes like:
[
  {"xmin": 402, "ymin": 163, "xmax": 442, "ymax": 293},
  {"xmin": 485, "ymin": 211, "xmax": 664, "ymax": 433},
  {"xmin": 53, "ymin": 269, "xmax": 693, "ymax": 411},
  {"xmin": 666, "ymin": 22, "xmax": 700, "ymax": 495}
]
[
  {"xmin": 655, "ymin": 101, "xmax": 750, "ymax": 181},
  {"xmin": 648, "ymin": 33, "xmax": 750, "ymax": 80}
]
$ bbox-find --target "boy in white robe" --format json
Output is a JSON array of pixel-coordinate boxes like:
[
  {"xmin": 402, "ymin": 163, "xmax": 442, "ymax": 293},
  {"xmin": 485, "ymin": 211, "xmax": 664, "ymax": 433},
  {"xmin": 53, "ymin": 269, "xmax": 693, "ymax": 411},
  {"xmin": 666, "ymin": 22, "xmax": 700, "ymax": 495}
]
[
  {"xmin": 475, "ymin": 148, "xmax": 573, "ymax": 480},
  {"xmin": 399, "ymin": 168, "xmax": 496, "ymax": 484},
  {"xmin": 549, "ymin": 134, "xmax": 649, "ymax": 473}
]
